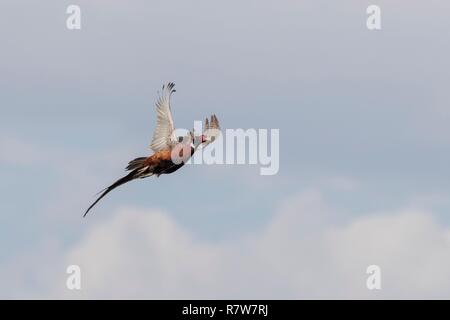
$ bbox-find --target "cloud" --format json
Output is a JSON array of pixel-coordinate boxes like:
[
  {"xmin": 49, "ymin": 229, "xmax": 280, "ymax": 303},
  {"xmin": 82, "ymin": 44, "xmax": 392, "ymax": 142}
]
[
  {"xmin": 45, "ymin": 191, "xmax": 450, "ymax": 299},
  {"xmin": 59, "ymin": 208, "xmax": 222, "ymax": 299}
]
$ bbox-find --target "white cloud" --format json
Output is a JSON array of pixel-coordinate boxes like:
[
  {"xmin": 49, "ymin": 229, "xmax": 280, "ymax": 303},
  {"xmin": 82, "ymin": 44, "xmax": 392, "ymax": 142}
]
[
  {"xmin": 45, "ymin": 191, "xmax": 450, "ymax": 299},
  {"xmin": 59, "ymin": 208, "xmax": 222, "ymax": 299}
]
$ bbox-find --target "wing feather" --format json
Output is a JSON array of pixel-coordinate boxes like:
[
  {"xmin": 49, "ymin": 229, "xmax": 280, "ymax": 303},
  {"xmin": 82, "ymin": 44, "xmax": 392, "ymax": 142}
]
[
  {"xmin": 150, "ymin": 82, "xmax": 176, "ymax": 151},
  {"xmin": 202, "ymin": 114, "xmax": 221, "ymax": 147}
]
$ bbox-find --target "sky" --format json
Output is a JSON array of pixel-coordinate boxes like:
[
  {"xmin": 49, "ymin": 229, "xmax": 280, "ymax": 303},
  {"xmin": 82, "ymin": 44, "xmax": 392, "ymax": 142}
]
[{"xmin": 0, "ymin": 0, "xmax": 450, "ymax": 299}]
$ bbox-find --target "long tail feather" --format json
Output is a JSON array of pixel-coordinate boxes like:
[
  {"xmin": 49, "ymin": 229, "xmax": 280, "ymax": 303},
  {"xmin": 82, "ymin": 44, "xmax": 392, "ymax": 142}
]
[{"xmin": 83, "ymin": 170, "xmax": 137, "ymax": 218}]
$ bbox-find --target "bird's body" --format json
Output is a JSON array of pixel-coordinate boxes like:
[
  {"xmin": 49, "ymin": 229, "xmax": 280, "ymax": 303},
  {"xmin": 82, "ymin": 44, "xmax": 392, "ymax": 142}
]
[
  {"xmin": 127, "ymin": 146, "xmax": 195, "ymax": 177},
  {"xmin": 83, "ymin": 82, "xmax": 220, "ymax": 217}
]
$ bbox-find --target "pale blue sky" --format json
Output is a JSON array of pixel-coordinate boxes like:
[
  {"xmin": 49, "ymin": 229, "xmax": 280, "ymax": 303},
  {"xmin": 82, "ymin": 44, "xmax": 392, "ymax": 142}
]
[{"xmin": 1, "ymin": 1, "xmax": 450, "ymax": 298}]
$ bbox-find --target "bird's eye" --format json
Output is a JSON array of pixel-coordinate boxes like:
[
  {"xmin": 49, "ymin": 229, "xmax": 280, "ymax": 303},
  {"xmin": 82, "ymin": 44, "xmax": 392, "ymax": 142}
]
[{"xmin": 178, "ymin": 136, "xmax": 183, "ymax": 143}]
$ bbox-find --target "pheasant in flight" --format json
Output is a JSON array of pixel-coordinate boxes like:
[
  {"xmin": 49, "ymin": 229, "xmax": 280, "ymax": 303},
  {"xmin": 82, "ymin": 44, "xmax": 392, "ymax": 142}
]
[{"xmin": 83, "ymin": 82, "xmax": 220, "ymax": 217}]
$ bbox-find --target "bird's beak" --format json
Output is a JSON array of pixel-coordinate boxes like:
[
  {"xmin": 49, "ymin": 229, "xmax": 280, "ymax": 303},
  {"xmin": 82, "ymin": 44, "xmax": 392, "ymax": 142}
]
[{"xmin": 201, "ymin": 135, "xmax": 208, "ymax": 143}]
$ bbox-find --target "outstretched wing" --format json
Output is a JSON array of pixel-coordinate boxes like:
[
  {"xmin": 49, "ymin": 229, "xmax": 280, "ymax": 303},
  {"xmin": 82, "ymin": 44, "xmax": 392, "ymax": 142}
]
[
  {"xmin": 150, "ymin": 82, "xmax": 176, "ymax": 152},
  {"xmin": 202, "ymin": 114, "xmax": 221, "ymax": 147}
]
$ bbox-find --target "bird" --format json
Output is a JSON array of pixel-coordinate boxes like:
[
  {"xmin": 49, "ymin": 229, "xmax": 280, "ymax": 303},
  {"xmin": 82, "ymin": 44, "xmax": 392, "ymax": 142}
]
[{"xmin": 83, "ymin": 82, "xmax": 220, "ymax": 217}]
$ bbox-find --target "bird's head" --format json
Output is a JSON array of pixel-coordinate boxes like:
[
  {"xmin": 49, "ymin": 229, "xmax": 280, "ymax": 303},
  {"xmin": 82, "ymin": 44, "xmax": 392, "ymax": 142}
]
[
  {"xmin": 192, "ymin": 133, "xmax": 207, "ymax": 148},
  {"xmin": 191, "ymin": 115, "xmax": 220, "ymax": 149}
]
